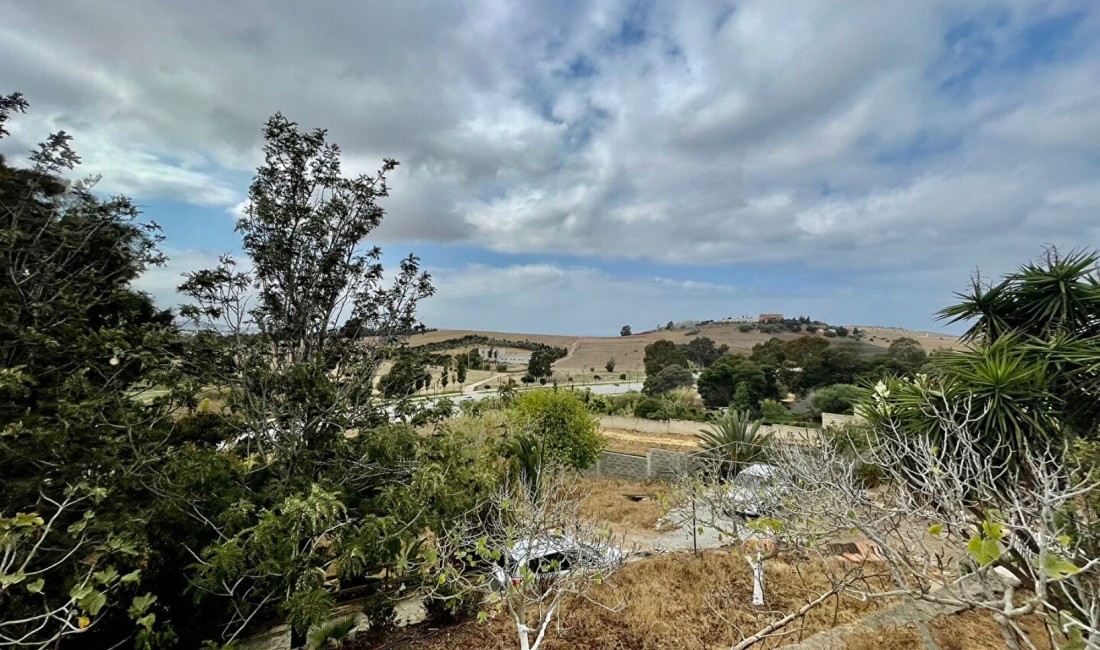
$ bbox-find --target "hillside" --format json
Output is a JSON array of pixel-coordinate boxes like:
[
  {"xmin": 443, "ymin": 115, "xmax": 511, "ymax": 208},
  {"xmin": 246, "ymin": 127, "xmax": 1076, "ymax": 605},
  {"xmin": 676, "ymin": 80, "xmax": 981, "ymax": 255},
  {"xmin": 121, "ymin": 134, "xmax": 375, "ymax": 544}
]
[{"xmin": 409, "ymin": 322, "xmax": 962, "ymax": 373}]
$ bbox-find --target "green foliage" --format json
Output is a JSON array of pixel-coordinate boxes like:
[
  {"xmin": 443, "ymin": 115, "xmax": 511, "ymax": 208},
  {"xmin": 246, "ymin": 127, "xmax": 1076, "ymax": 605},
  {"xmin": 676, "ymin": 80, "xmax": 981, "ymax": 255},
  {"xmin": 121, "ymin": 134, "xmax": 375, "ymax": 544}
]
[
  {"xmin": 938, "ymin": 247, "xmax": 1100, "ymax": 439},
  {"xmin": 643, "ymin": 340, "xmax": 689, "ymax": 376},
  {"xmin": 696, "ymin": 355, "xmax": 778, "ymax": 409},
  {"xmin": 680, "ymin": 337, "xmax": 729, "ymax": 368},
  {"xmin": 620, "ymin": 325, "xmax": 632, "ymax": 336},
  {"xmin": 810, "ymin": 384, "xmax": 866, "ymax": 415},
  {"xmin": 379, "ymin": 354, "xmax": 431, "ymax": 397},
  {"xmin": 528, "ymin": 348, "xmax": 557, "ymax": 378},
  {"xmin": 696, "ymin": 410, "xmax": 773, "ymax": 479},
  {"xmin": 642, "ymin": 364, "xmax": 694, "ymax": 395},
  {"xmin": 605, "ymin": 357, "xmax": 616, "ymax": 373},
  {"xmin": 307, "ymin": 615, "xmax": 359, "ymax": 649},
  {"xmin": 509, "ymin": 390, "xmax": 603, "ymax": 470}
]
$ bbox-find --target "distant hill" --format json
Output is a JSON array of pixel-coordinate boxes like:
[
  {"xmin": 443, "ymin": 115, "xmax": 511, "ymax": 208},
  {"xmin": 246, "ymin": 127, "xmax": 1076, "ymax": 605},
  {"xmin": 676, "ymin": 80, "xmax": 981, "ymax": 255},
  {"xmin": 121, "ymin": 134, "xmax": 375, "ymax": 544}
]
[{"xmin": 408, "ymin": 322, "xmax": 961, "ymax": 373}]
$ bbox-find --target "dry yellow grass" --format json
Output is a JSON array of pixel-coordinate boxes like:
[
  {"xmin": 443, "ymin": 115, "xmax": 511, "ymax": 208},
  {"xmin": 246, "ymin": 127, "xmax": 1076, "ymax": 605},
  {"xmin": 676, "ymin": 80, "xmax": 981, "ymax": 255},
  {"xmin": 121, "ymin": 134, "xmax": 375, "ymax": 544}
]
[
  {"xmin": 578, "ymin": 478, "xmax": 667, "ymax": 537},
  {"xmin": 842, "ymin": 608, "xmax": 1056, "ymax": 650},
  {"xmin": 389, "ymin": 552, "xmax": 895, "ymax": 650}
]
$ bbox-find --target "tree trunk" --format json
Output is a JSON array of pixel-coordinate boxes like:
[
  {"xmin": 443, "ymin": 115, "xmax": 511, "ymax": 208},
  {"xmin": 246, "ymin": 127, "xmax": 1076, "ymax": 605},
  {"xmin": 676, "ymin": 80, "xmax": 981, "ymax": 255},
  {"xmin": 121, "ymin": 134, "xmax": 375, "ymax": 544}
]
[{"xmin": 746, "ymin": 553, "xmax": 765, "ymax": 606}]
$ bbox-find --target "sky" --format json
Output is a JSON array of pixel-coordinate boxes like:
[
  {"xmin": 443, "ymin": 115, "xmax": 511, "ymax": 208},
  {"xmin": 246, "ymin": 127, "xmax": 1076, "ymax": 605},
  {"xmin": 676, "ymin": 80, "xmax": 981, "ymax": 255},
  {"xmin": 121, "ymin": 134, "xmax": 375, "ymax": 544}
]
[{"xmin": 2, "ymin": 1, "xmax": 1099, "ymax": 335}]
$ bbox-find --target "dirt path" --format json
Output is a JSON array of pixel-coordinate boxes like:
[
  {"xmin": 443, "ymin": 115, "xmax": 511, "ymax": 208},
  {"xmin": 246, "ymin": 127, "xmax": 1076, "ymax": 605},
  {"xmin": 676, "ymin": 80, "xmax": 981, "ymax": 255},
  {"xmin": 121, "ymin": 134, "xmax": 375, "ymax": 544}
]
[{"xmin": 602, "ymin": 428, "xmax": 695, "ymax": 450}]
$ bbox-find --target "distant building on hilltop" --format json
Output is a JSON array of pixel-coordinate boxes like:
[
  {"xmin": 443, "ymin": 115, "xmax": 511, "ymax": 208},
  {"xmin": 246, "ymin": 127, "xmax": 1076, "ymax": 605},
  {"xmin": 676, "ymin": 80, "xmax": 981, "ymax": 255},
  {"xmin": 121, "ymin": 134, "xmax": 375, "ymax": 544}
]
[
  {"xmin": 758, "ymin": 313, "xmax": 783, "ymax": 323},
  {"xmin": 478, "ymin": 348, "xmax": 531, "ymax": 365}
]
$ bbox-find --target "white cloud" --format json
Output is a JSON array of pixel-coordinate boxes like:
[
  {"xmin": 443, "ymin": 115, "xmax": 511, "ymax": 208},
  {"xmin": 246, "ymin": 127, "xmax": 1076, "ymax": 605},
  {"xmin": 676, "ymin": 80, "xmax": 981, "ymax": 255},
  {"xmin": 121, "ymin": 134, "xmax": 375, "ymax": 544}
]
[{"xmin": 3, "ymin": 0, "xmax": 1099, "ymax": 330}]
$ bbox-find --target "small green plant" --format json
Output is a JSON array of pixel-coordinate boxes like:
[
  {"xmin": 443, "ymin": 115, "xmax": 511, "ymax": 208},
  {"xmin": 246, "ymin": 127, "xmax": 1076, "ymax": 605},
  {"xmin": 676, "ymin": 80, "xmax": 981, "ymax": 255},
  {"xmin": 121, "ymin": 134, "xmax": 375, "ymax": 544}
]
[{"xmin": 307, "ymin": 615, "xmax": 359, "ymax": 649}]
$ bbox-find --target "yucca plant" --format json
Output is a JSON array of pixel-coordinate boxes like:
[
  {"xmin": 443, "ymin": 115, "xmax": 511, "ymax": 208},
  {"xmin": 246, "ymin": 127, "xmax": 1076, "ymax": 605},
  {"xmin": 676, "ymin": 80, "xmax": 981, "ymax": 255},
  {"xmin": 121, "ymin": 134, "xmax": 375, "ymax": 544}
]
[
  {"xmin": 936, "ymin": 247, "xmax": 1100, "ymax": 442},
  {"xmin": 696, "ymin": 409, "xmax": 773, "ymax": 479}
]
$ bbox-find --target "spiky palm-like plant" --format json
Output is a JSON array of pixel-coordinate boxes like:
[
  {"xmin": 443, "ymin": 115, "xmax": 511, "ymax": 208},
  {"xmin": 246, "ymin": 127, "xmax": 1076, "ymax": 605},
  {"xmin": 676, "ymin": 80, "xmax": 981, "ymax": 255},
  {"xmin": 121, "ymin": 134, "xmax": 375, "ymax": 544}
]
[
  {"xmin": 696, "ymin": 409, "xmax": 773, "ymax": 479},
  {"xmin": 936, "ymin": 247, "xmax": 1100, "ymax": 442},
  {"xmin": 307, "ymin": 614, "xmax": 359, "ymax": 649}
]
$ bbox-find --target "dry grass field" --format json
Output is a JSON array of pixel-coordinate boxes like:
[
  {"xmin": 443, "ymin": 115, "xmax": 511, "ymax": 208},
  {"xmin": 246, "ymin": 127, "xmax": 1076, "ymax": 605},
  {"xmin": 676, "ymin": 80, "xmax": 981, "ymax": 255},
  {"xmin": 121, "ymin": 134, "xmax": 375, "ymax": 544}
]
[
  {"xmin": 409, "ymin": 322, "xmax": 962, "ymax": 373},
  {"xmin": 354, "ymin": 552, "xmax": 896, "ymax": 650}
]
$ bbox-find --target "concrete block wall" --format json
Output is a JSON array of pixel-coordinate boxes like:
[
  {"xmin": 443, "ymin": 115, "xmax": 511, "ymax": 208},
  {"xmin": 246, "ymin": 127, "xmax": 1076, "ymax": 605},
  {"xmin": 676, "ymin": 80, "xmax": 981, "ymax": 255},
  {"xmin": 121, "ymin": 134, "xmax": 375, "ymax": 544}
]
[
  {"xmin": 648, "ymin": 448, "xmax": 694, "ymax": 478},
  {"xmin": 594, "ymin": 451, "xmax": 651, "ymax": 481}
]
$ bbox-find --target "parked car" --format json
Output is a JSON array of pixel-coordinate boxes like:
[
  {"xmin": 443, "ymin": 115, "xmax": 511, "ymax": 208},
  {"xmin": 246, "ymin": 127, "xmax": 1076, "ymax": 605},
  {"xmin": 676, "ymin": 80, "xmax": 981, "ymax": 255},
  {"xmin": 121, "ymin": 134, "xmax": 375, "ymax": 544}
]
[
  {"xmin": 490, "ymin": 534, "xmax": 624, "ymax": 591},
  {"xmin": 722, "ymin": 463, "xmax": 785, "ymax": 518}
]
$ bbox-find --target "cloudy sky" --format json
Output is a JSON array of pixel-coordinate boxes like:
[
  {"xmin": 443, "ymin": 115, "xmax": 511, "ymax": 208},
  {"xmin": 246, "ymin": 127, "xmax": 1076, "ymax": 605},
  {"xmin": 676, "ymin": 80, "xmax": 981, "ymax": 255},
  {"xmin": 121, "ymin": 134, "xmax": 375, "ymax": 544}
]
[{"xmin": 3, "ymin": 1, "xmax": 1098, "ymax": 335}]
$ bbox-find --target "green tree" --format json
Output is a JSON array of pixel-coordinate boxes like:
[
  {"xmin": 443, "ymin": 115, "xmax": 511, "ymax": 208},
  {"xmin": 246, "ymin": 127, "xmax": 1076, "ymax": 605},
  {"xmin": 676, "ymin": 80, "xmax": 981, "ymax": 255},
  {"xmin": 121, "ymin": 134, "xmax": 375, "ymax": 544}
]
[
  {"xmin": 680, "ymin": 336, "xmax": 729, "ymax": 368},
  {"xmin": 379, "ymin": 354, "xmax": 431, "ymax": 397},
  {"xmin": 528, "ymin": 348, "xmax": 555, "ymax": 378},
  {"xmin": 0, "ymin": 93, "xmax": 180, "ymax": 647},
  {"xmin": 509, "ymin": 390, "xmax": 603, "ymax": 470},
  {"xmin": 875, "ymin": 247, "xmax": 1100, "ymax": 452},
  {"xmin": 642, "ymin": 364, "xmax": 694, "ymax": 395},
  {"xmin": 643, "ymin": 339, "xmax": 689, "ymax": 376},
  {"xmin": 620, "ymin": 325, "xmax": 631, "ymax": 336},
  {"xmin": 696, "ymin": 355, "xmax": 777, "ymax": 409},
  {"xmin": 456, "ymin": 355, "xmax": 468, "ymax": 384},
  {"xmin": 605, "ymin": 357, "xmax": 616, "ymax": 373},
  {"xmin": 176, "ymin": 112, "xmax": 434, "ymax": 644},
  {"xmin": 797, "ymin": 345, "xmax": 867, "ymax": 392}
]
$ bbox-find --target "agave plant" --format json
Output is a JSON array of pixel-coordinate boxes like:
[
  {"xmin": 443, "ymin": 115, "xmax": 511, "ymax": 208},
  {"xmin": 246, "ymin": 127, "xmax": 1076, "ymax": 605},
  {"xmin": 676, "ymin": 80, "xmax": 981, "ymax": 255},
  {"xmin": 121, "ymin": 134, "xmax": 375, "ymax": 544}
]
[{"xmin": 696, "ymin": 409, "xmax": 773, "ymax": 479}]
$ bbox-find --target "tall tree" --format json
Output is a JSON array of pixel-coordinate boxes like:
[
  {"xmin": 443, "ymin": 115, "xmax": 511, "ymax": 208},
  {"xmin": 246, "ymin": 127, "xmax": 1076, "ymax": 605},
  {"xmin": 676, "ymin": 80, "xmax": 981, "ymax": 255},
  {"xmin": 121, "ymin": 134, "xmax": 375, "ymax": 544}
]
[
  {"xmin": 643, "ymin": 339, "xmax": 688, "ymax": 376},
  {"xmin": 175, "ymin": 113, "xmax": 434, "ymax": 644},
  {"xmin": 0, "ymin": 93, "xmax": 174, "ymax": 648}
]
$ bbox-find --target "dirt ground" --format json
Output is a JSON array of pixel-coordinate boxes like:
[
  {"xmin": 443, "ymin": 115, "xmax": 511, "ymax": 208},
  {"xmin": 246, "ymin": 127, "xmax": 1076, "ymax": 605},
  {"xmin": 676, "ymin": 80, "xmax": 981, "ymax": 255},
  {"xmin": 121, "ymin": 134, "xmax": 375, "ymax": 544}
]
[
  {"xmin": 601, "ymin": 427, "xmax": 699, "ymax": 455},
  {"xmin": 577, "ymin": 478, "xmax": 669, "ymax": 539}
]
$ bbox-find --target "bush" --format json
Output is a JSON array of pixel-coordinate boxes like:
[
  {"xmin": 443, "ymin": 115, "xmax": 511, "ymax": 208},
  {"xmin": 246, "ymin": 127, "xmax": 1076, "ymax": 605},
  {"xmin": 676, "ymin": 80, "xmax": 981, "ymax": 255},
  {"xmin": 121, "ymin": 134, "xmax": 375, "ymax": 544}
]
[
  {"xmin": 633, "ymin": 398, "xmax": 663, "ymax": 420},
  {"xmin": 520, "ymin": 374, "xmax": 535, "ymax": 384},
  {"xmin": 496, "ymin": 363, "xmax": 508, "ymax": 372},
  {"xmin": 737, "ymin": 324, "xmax": 754, "ymax": 333},
  {"xmin": 509, "ymin": 391, "xmax": 603, "ymax": 469},
  {"xmin": 619, "ymin": 373, "xmax": 627, "ymax": 380},
  {"xmin": 811, "ymin": 384, "xmax": 865, "ymax": 415},
  {"xmin": 424, "ymin": 583, "xmax": 482, "ymax": 624}
]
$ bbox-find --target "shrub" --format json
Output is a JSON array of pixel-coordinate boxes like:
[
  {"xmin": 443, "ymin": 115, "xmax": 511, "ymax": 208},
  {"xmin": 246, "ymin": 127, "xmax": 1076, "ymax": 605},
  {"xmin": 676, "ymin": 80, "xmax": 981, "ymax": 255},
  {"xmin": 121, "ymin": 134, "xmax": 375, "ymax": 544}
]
[
  {"xmin": 738, "ymin": 324, "xmax": 754, "ymax": 333},
  {"xmin": 619, "ymin": 373, "xmax": 627, "ymax": 381},
  {"xmin": 496, "ymin": 363, "xmax": 508, "ymax": 372},
  {"xmin": 509, "ymin": 390, "xmax": 603, "ymax": 469},
  {"xmin": 424, "ymin": 583, "xmax": 482, "ymax": 624},
  {"xmin": 811, "ymin": 384, "xmax": 865, "ymax": 414}
]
